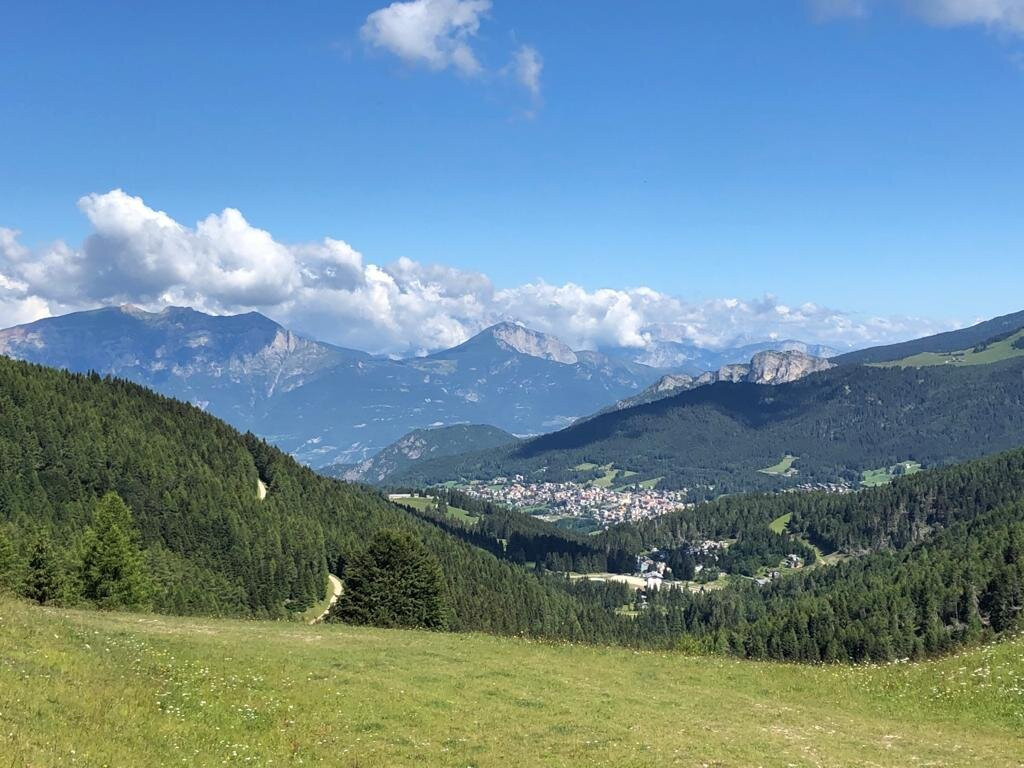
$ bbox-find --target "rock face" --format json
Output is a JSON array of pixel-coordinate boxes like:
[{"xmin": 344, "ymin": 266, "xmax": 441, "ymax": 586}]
[
  {"xmin": 747, "ymin": 350, "xmax": 834, "ymax": 384},
  {"xmin": 489, "ymin": 322, "xmax": 578, "ymax": 364},
  {"xmin": 0, "ymin": 308, "xmax": 657, "ymax": 467},
  {"xmin": 607, "ymin": 350, "xmax": 835, "ymax": 412},
  {"xmin": 603, "ymin": 339, "xmax": 839, "ymax": 375}
]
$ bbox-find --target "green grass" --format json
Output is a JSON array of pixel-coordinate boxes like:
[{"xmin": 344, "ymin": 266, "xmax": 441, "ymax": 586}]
[
  {"xmin": 394, "ymin": 496, "xmax": 477, "ymax": 524},
  {"xmin": 874, "ymin": 329, "xmax": 1024, "ymax": 369},
  {"xmin": 758, "ymin": 455, "xmax": 799, "ymax": 476},
  {"xmin": 769, "ymin": 511, "xmax": 792, "ymax": 534},
  {"xmin": 574, "ymin": 463, "xmax": 646, "ymax": 489},
  {"xmin": 861, "ymin": 461, "xmax": 923, "ymax": 488},
  {"xmin": 588, "ymin": 463, "xmax": 619, "ymax": 488},
  {"xmin": 2, "ymin": 597, "xmax": 1022, "ymax": 766}
]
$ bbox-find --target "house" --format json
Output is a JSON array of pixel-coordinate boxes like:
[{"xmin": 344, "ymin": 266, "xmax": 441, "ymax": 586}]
[{"xmin": 644, "ymin": 574, "xmax": 664, "ymax": 591}]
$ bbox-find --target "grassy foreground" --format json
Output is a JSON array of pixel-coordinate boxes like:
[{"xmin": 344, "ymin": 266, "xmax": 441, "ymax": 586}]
[{"xmin": 1, "ymin": 597, "xmax": 1022, "ymax": 767}]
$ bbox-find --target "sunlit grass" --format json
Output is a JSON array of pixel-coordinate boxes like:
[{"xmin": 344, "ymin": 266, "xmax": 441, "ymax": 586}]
[{"xmin": 1, "ymin": 596, "xmax": 1022, "ymax": 766}]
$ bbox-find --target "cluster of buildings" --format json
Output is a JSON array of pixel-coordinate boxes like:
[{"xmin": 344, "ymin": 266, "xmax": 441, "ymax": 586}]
[
  {"xmin": 461, "ymin": 476, "xmax": 690, "ymax": 527},
  {"xmin": 792, "ymin": 481, "xmax": 854, "ymax": 494}
]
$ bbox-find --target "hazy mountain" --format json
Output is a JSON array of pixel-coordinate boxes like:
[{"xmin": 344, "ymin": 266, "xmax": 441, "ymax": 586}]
[
  {"xmin": 333, "ymin": 424, "xmax": 519, "ymax": 485},
  {"xmin": 0, "ymin": 309, "xmax": 658, "ymax": 466}
]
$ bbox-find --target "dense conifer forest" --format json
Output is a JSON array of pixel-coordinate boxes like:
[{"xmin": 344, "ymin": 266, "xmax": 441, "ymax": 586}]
[
  {"xmin": 0, "ymin": 357, "xmax": 626, "ymax": 636},
  {"xmin": 2, "ymin": 356, "xmax": 1022, "ymax": 662}
]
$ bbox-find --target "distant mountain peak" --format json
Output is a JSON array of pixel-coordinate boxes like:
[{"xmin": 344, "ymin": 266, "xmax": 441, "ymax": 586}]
[{"xmin": 479, "ymin": 322, "xmax": 579, "ymax": 365}]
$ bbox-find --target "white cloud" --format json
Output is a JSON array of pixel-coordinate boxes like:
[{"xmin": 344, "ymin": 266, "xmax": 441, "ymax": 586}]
[
  {"xmin": 810, "ymin": 0, "xmax": 1024, "ymax": 33},
  {"xmin": 908, "ymin": 0, "xmax": 1024, "ymax": 32},
  {"xmin": 509, "ymin": 44, "xmax": 542, "ymax": 97},
  {"xmin": 361, "ymin": 0, "xmax": 491, "ymax": 75},
  {"xmin": 0, "ymin": 190, "xmax": 950, "ymax": 356}
]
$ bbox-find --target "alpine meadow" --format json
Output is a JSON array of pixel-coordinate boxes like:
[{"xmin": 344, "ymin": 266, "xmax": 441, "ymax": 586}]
[{"xmin": 3, "ymin": 2, "xmax": 1024, "ymax": 766}]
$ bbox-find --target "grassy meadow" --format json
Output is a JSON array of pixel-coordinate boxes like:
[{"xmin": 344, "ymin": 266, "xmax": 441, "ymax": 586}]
[
  {"xmin": 759, "ymin": 455, "xmax": 799, "ymax": 476},
  {"xmin": 393, "ymin": 495, "xmax": 478, "ymax": 525},
  {"xmin": 874, "ymin": 330, "xmax": 1024, "ymax": 369},
  {"xmin": 2, "ymin": 596, "xmax": 1022, "ymax": 767}
]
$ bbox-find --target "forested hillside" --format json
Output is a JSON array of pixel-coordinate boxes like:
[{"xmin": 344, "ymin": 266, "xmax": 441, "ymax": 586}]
[
  {"xmin": 395, "ymin": 356, "xmax": 1024, "ymax": 493},
  {"xmin": 2, "ymin": 355, "xmax": 1023, "ymax": 662},
  {"xmin": 0, "ymin": 357, "xmax": 627, "ymax": 636}
]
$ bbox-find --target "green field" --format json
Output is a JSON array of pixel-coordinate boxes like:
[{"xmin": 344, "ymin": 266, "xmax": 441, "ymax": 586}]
[
  {"xmin": 574, "ymin": 462, "xmax": 645, "ymax": 489},
  {"xmin": 393, "ymin": 495, "xmax": 478, "ymax": 524},
  {"xmin": 874, "ymin": 329, "xmax": 1024, "ymax": 369},
  {"xmin": 861, "ymin": 461, "xmax": 923, "ymax": 488},
  {"xmin": 2, "ymin": 597, "xmax": 1022, "ymax": 766},
  {"xmin": 759, "ymin": 455, "xmax": 799, "ymax": 476},
  {"xmin": 591, "ymin": 464, "xmax": 619, "ymax": 488},
  {"xmin": 769, "ymin": 511, "xmax": 792, "ymax": 534}
]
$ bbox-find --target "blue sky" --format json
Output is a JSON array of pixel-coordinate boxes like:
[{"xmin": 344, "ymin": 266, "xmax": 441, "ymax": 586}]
[{"xmin": 1, "ymin": 1, "xmax": 1022, "ymax": 353}]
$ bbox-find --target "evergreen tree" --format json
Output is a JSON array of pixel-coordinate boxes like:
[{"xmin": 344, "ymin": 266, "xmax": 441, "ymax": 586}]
[
  {"xmin": 0, "ymin": 527, "xmax": 24, "ymax": 593},
  {"xmin": 79, "ymin": 492, "xmax": 152, "ymax": 610},
  {"xmin": 330, "ymin": 529, "xmax": 449, "ymax": 630},
  {"xmin": 24, "ymin": 532, "xmax": 65, "ymax": 605}
]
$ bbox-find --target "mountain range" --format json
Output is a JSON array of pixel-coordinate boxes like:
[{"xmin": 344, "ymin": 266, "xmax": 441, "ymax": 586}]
[
  {"xmin": 388, "ymin": 314, "xmax": 1024, "ymax": 493},
  {"xmin": 0, "ymin": 307, "xmax": 663, "ymax": 466},
  {"xmin": 0, "ymin": 305, "xmax": 845, "ymax": 470}
]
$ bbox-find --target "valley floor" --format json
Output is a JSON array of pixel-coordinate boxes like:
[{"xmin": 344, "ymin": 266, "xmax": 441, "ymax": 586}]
[{"xmin": 1, "ymin": 597, "xmax": 1022, "ymax": 767}]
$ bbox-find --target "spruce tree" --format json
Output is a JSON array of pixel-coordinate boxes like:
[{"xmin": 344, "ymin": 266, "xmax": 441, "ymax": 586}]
[
  {"xmin": 0, "ymin": 527, "xmax": 24, "ymax": 593},
  {"xmin": 329, "ymin": 529, "xmax": 449, "ymax": 630},
  {"xmin": 24, "ymin": 532, "xmax": 65, "ymax": 605},
  {"xmin": 79, "ymin": 492, "xmax": 152, "ymax": 610}
]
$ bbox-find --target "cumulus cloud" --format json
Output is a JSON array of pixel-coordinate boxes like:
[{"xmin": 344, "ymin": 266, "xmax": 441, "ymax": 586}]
[
  {"xmin": 810, "ymin": 0, "xmax": 1024, "ymax": 33},
  {"xmin": 361, "ymin": 0, "xmax": 491, "ymax": 75},
  {"xmin": 0, "ymin": 190, "xmax": 950, "ymax": 356},
  {"xmin": 509, "ymin": 44, "xmax": 542, "ymax": 97}
]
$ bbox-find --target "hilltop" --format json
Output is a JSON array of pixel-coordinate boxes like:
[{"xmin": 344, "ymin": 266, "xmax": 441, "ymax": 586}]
[
  {"xmin": 2, "ymin": 596, "xmax": 1021, "ymax": 767},
  {"xmin": 333, "ymin": 424, "xmax": 519, "ymax": 484}
]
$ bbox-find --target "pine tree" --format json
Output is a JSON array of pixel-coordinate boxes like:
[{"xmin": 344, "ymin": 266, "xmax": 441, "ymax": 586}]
[
  {"xmin": 329, "ymin": 529, "xmax": 449, "ymax": 630},
  {"xmin": 0, "ymin": 527, "xmax": 24, "ymax": 593},
  {"xmin": 79, "ymin": 492, "xmax": 152, "ymax": 610},
  {"xmin": 24, "ymin": 532, "xmax": 65, "ymax": 605}
]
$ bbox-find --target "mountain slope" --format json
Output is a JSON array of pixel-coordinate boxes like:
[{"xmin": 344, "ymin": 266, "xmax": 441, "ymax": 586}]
[
  {"xmin": 335, "ymin": 424, "xmax": 519, "ymax": 484},
  {"xmin": 874, "ymin": 328, "xmax": 1024, "ymax": 369},
  {"xmin": 0, "ymin": 355, "xmax": 640, "ymax": 635},
  {"xmin": 394, "ymin": 357, "xmax": 1024, "ymax": 493},
  {"xmin": 833, "ymin": 308, "xmax": 1024, "ymax": 365},
  {"xmin": 0, "ymin": 310, "xmax": 659, "ymax": 466}
]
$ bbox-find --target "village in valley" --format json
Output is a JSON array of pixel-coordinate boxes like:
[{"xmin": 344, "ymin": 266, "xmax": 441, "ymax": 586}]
[{"xmin": 456, "ymin": 473, "xmax": 692, "ymax": 529}]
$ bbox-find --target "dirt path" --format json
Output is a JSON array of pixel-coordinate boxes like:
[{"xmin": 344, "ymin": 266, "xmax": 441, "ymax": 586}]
[{"xmin": 310, "ymin": 574, "xmax": 342, "ymax": 624}]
